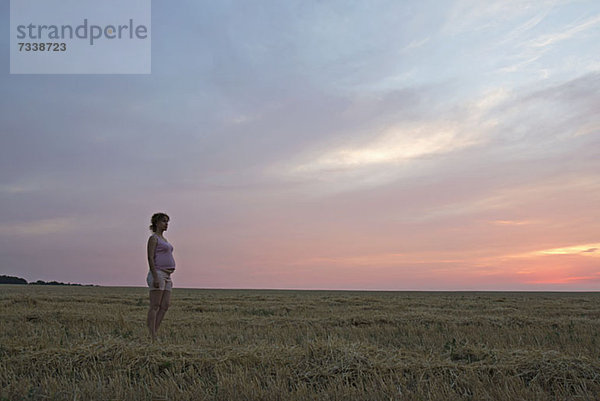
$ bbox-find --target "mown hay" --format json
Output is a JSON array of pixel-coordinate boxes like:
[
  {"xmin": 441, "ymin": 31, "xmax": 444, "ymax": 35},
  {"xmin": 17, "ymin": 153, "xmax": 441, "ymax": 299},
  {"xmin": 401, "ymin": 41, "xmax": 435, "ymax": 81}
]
[{"xmin": 1, "ymin": 286, "xmax": 600, "ymax": 400}]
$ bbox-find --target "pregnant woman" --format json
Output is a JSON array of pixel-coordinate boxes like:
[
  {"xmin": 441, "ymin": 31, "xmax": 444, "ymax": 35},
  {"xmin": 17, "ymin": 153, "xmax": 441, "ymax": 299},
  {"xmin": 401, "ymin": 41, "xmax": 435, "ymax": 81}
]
[{"xmin": 146, "ymin": 212, "xmax": 176, "ymax": 341}]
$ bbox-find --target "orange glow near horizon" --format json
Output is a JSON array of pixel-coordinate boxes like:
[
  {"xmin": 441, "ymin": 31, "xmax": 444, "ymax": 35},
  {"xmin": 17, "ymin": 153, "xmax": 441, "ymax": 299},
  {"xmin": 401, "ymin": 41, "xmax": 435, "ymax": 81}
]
[
  {"xmin": 171, "ymin": 220, "xmax": 600, "ymax": 290},
  {"xmin": 531, "ymin": 244, "xmax": 600, "ymax": 257}
]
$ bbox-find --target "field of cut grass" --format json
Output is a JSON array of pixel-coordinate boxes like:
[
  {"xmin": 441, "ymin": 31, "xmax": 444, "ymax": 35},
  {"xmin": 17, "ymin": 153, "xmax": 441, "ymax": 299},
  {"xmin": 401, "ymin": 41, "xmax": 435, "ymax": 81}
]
[{"xmin": 1, "ymin": 285, "xmax": 600, "ymax": 400}]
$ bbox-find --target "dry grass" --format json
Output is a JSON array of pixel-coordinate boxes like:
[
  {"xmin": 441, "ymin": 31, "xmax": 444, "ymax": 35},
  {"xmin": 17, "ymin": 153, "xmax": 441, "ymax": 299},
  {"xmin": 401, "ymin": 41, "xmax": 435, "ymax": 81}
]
[{"xmin": 1, "ymin": 285, "xmax": 600, "ymax": 400}]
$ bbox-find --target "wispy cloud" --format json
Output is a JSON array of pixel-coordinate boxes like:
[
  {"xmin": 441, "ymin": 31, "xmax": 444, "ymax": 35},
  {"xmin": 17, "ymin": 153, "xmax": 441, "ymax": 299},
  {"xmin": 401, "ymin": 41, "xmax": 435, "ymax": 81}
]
[
  {"xmin": 489, "ymin": 220, "xmax": 535, "ymax": 226},
  {"xmin": 531, "ymin": 243, "xmax": 600, "ymax": 257},
  {"xmin": 275, "ymin": 88, "xmax": 510, "ymax": 193},
  {"xmin": 483, "ymin": 5, "xmax": 600, "ymax": 78},
  {"xmin": 499, "ymin": 9, "xmax": 550, "ymax": 45},
  {"xmin": 287, "ymin": 253, "xmax": 467, "ymax": 268},
  {"xmin": 403, "ymin": 37, "xmax": 430, "ymax": 51},
  {"xmin": 528, "ymin": 14, "xmax": 600, "ymax": 48},
  {"xmin": 501, "ymin": 242, "xmax": 600, "ymax": 261},
  {"xmin": 574, "ymin": 122, "xmax": 600, "ymax": 137},
  {"xmin": 290, "ymin": 123, "xmax": 478, "ymax": 174},
  {"xmin": 0, "ymin": 218, "xmax": 77, "ymax": 236},
  {"xmin": 443, "ymin": 0, "xmax": 558, "ymax": 35},
  {"xmin": 0, "ymin": 183, "xmax": 39, "ymax": 194},
  {"xmin": 527, "ymin": 274, "xmax": 600, "ymax": 285}
]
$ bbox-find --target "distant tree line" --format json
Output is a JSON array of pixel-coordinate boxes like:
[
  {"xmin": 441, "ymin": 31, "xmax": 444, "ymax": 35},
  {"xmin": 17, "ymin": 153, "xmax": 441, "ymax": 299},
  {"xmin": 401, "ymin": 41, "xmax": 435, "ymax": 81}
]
[
  {"xmin": 0, "ymin": 275, "xmax": 27, "ymax": 284},
  {"xmin": 0, "ymin": 275, "xmax": 94, "ymax": 286}
]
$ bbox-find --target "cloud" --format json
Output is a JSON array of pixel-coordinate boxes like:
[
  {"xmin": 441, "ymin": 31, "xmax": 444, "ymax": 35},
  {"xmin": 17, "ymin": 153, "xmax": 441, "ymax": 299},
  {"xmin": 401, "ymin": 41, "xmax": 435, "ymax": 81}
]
[
  {"xmin": 0, "ymin": 218, "xmax": 77, "ymax": 236},
  {"xmin": 289, "ymin": 122, "xmax": 478, "ymax": 174},
  {"xmin": 271, "ymin": 87, "xmax": 509, "ymax": 194},
  {"xmin": 0, "ymin": 183, "xmax": 39, "ymax": 194},
  {"xmin": 574, "ymin": 122, "xmax": 600, "ymax": 137},
  {"xmin": 528, "ymin": 14, "xmax": 600, "ymax": 48},
  {"xmin": 269, "ymin": 71, "xmax": 599, "ymax": 199},
  {"xmin": 532, "ymin": 244, "xmax": 600, "ymax": 257},
  {"xmin": 489, "ymin": 220, "xmax": 535, "ymax": 226},
  {"xmin": 499, "ymin": 9, "xmax": 550, "ymax": 44},
  {"xmin": 527, "ymin": 274, "xmax": 600, "ymax": 285},
  {"xmin": 403, "ymin": 37, "xmax": 430, "ymax": 51},
  {"xmin": 443, "ymin": 0, "xmax": 558, "ymax": 34},
  {"xmin": 500, "ymin": 241, "xmax": 600, "ymax": 261}
]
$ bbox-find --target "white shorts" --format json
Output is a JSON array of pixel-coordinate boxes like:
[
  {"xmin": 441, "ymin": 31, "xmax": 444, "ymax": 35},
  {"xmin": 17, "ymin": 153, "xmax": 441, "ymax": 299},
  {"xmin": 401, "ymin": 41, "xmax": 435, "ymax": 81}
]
[{"xmin": 147, "ymin": 269, "xmax": 173, "ymax": 291}]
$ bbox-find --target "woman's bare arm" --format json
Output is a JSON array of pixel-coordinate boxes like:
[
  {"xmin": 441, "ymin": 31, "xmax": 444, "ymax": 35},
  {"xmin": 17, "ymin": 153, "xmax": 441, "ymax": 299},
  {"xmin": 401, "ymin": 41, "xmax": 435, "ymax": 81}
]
[{"xmin": 147, "ymin": 235, "xmax": 159, "ymax": 288}]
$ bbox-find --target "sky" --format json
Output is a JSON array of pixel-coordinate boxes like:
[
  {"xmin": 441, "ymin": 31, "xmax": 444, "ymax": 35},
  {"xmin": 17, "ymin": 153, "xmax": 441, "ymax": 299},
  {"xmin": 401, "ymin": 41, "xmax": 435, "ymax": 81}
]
[{"xmin": 1, "ymin": 0, "xmax": 599, "ymax": 290}]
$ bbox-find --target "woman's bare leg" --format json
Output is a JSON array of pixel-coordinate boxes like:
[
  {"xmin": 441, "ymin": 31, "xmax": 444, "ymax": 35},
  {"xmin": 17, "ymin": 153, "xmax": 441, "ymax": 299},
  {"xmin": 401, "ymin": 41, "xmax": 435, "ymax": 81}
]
[
  {"xmin": 155, "ymin": 290, "xmax": 171, "ymax": 334},
  {"xmin": 147, "ymin": 290, "xmax": 163, "ymax": 341}
]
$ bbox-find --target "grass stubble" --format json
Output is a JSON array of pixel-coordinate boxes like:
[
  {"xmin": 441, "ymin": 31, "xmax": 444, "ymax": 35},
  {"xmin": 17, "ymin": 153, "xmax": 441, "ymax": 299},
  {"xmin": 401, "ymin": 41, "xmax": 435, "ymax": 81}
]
[{"xmin": 1, "ymin": 285, "xmax": 600, "ymax": 400}]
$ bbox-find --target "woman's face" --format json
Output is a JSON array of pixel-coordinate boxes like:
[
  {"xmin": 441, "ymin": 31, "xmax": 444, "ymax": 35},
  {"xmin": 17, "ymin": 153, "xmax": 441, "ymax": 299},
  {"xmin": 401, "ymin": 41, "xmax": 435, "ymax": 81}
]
[{"xmin": 157, "ymin": 217, "xmax": 169, "ymax": 231}]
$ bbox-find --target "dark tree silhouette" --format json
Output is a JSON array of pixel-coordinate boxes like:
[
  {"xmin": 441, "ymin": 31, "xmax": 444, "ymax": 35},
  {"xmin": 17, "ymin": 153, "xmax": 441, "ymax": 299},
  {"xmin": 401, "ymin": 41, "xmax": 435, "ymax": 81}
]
[{"xmin": 0, "ymin": 275, "xmax": 28, "ymax": 284}]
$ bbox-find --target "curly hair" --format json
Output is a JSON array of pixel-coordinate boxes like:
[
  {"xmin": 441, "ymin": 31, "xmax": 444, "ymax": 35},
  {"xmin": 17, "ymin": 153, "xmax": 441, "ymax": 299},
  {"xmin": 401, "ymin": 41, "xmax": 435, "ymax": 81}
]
[{"xmin": 149, "ymin": 213, "xmax": 170, "ymax": 232}]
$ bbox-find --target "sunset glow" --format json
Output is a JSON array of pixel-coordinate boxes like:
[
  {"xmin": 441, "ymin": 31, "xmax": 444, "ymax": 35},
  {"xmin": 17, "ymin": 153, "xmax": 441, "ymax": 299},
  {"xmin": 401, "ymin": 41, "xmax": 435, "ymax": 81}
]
[
  {"xmin": 1, "ymin": 1, "xmax": 599, "ymax": 290},
  {"xmin": 531, "ymin": 244, "xmax": 600, "ymax": 257}
]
